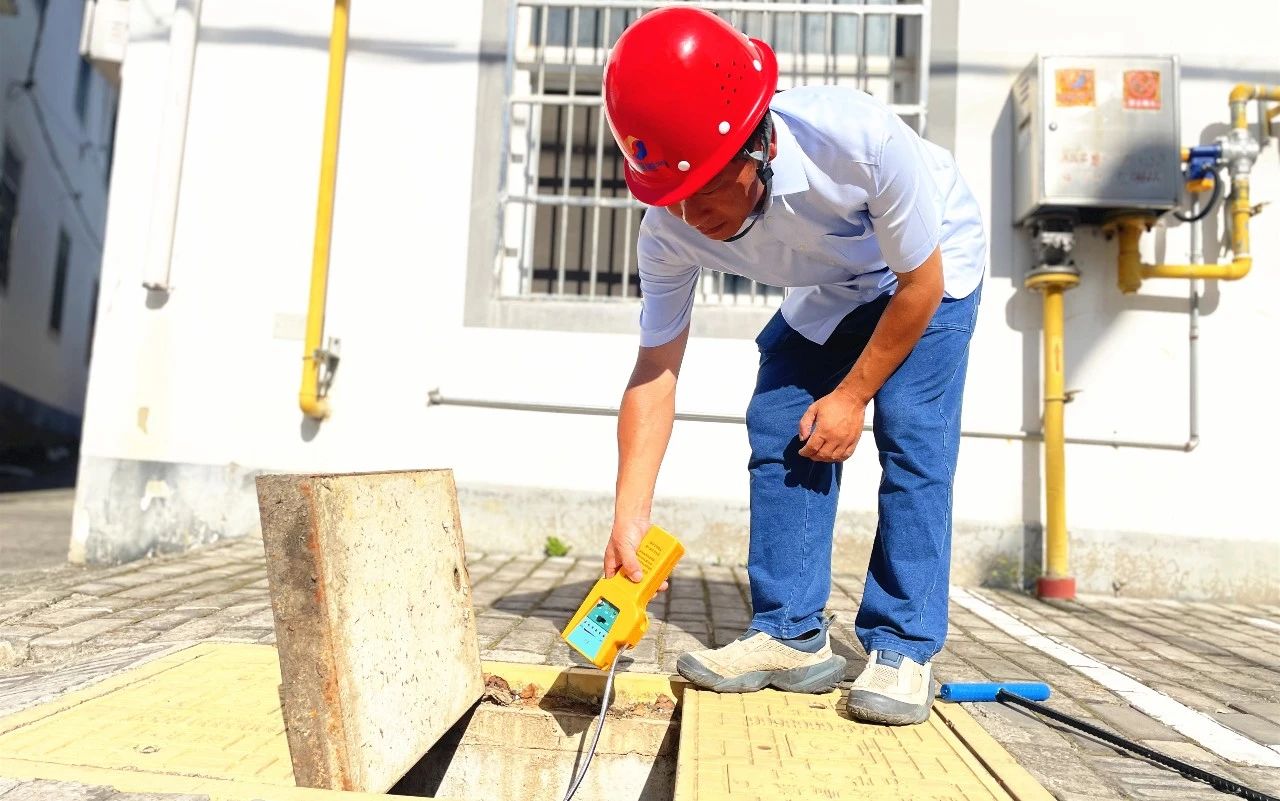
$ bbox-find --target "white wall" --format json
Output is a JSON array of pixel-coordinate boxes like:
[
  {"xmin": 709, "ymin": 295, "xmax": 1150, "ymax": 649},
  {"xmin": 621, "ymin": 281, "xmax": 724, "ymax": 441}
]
[
  {"xmin": 74, "ymin": 0, "xmax": 1278, "ymax": 596},
  {"xmin": 951, "ymin": 0, "xmax": 1279, "ymax": 544},
  {"xmin": 0, "ymin": 0, "xmax": 115, "ymax": 425}
]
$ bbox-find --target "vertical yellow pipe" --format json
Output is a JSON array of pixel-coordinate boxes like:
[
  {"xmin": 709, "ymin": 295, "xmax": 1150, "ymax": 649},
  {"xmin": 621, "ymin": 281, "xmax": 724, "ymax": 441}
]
[
  {"xmin": 300, "ymin": 0, "xmax": 350, "ymax": 420},
  {"xmin": 1230, "ymin": 178, "xmax": 1250, "ymax": 260},
  {"xmin": 1115, "ymin": 218, "xmax": 1146, "ymax": 294},
  {"xmin": 1041, "ymin": 286, "xmax": 1069, "ymax": 584}
]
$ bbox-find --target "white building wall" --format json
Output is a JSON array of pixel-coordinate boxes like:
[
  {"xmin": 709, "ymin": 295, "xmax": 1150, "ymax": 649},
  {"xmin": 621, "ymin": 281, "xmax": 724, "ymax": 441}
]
[
  {"xmin": 0, "ymin": 0, "xmax": 116, "ymax": 438},
  {"xmin": 73, "ymin": 0, "xmax": 1279, "ymax": 600}
]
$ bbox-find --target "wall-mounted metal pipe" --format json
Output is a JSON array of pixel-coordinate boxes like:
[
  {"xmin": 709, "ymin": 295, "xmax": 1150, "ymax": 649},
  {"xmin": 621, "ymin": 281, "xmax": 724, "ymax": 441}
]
[
  {"xmin": 1113, "ymin": 197, "xmax": 1250, "ymax": 289},
  {"xmin": 426, "ymin": 390, "xmax": 1195, "ymax": 451},
  {"xmin": 299, "ymin": 0, "xmax": 350, "ymax": 420},
  {"xmin": 141, "ymin": 0, "xmax": 204, "ymax": 292},
  {"xmin": 1185, "ymin": 197, "xmax": 1202, "ymax": 454},
  {"xmin": 1112, "ymin": 84, "xmax": 1277, "ymax": 293},
  {"xmin": 1022, "ymin": 268, "xmax": 1080, "ymax": 601},
  {"xmin": 1038, "ymin": 283, "xmax": 1070, "ymax": 597},
  {"xmin": 1228, "ymin": 83, "xmax": 1280, "ymax": 124}
]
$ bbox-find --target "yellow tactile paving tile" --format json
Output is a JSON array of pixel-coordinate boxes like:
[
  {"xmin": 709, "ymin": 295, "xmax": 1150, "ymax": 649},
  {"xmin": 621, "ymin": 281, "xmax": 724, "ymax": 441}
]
[
  {"xmin": 0, "ymin": 644, "xmax": 685, "ymax": 800},
  {"xmin": 0, "ymin": 642, "xmax": 1051, "ymax": 801},
  {"xmin": 674, "ymin": 689, "xmax": 1054, "ymax": 801},
  {"xmin": 0, "ymin": 642, "xmax": 294, "ymax": 785},
  {"xmin": 0, "ymin": 643, "xmax": 465, "ymax": 800}
]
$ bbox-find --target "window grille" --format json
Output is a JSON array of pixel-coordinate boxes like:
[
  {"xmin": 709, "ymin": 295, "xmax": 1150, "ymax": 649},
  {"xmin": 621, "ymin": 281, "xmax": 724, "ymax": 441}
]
[{"xmin": 498, "ymin": 0, "xmax": 931, "ymax": 307}]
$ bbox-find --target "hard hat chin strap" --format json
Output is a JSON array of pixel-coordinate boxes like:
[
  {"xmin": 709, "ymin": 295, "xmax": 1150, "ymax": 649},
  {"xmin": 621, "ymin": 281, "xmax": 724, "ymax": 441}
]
[{"xmin": 724, "ymin": 112, "xmax": 774, "ymax": 244}]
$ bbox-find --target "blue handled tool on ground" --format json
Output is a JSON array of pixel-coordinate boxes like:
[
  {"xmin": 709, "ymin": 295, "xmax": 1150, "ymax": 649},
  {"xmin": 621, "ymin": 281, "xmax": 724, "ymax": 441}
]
[
  {"xmin": 558, "ymin": 526, "xmax": 684, "ymax": 801},
  {"xmin": 940, "ymin": 682, "xmax": 1278, "ymax": 801}
]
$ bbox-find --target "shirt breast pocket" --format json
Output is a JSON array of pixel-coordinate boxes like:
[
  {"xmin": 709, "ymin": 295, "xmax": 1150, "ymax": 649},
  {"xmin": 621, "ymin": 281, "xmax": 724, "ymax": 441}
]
[
  {"xmin": 819, "ymin": 212, "xmax": 880, "ymax": 267},
  {"xmin": 828, "ymin": 209, "xmax": 875, "ymax": 241}
]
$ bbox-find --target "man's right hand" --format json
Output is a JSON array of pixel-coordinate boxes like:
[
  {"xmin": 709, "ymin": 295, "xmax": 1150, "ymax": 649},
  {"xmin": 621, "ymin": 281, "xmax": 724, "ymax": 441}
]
[{"xmin": 604, "ymin": 517, "xmax": 669, "ymax": 592}]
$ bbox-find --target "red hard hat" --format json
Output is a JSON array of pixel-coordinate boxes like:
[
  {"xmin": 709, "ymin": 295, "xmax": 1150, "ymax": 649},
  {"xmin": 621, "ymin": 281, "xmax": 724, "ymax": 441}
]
[{"xmin": 603, "ymin": 7, "xmax": 778, "ymax": 207}]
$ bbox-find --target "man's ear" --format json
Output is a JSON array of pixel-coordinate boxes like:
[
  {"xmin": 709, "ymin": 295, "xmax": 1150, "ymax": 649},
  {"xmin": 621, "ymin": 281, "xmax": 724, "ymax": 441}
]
[{"xmin": 768, "ymin": 134, "xmax": 778, "ymax": 162}]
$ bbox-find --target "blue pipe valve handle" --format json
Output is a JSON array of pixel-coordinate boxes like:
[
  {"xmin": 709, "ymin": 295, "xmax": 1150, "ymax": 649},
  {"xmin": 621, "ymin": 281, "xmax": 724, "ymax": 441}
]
[
  {"xmin": 938, "ymin": 682, "xmax": 1052, "ymax": 702},
  {"xmin": 1185, "ymin": 143, "xmax": 1223, "ymax": 182}
]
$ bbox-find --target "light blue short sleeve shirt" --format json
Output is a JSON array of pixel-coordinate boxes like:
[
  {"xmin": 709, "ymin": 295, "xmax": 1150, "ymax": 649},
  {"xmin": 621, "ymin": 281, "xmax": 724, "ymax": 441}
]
[{"xmin": 636, "ymin": 85, "xmax": 988, "ymax": 347}]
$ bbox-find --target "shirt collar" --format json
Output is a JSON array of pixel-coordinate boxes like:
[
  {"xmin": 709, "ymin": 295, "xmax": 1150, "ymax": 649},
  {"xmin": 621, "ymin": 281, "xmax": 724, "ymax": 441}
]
[{"xmin": 767, "ymin": 111, "xmax": 808, "ymax": 197}]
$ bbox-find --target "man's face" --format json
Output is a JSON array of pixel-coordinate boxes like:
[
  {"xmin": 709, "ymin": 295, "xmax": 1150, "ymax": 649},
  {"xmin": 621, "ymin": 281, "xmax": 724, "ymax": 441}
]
[{"xmin": 664, "ymin": 155, "xmax": 765, "ymax": 241}]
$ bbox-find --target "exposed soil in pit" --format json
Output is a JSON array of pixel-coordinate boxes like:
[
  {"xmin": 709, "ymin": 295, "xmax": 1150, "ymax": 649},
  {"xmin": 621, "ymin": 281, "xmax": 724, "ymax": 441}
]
[{"xmin": 480, "ymin": 673, "xmax": 679, "ymax": 721}]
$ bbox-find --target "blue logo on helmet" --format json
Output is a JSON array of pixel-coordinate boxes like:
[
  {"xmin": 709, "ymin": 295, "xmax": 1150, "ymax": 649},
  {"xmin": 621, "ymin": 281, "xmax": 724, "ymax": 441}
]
[{"xmin": 623, "ymin": 135, "xmax": 668, "ymax": 172}]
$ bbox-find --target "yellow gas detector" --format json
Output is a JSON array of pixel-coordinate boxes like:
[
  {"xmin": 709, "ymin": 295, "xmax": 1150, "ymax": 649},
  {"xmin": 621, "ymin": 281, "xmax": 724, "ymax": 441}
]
[{"xmin": 561, "ymin": 525, "xmax": 684, "ymax": 669}]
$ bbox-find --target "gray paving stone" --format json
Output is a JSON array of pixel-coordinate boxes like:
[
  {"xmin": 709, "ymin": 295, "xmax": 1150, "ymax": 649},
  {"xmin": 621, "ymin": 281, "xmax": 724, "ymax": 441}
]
[
  {"xmin": 481, "ymin": 648, "xmax": 548, "ymax": 665},
  {"xmin": 0, "ymin": 639, "xmax": 26, "ymax": 669},
  {"xmin": 28, "ymin": 617, "xmax": 131, "ymax": 651},
  {"xmin": 86, "ymin": 627, "xmax": 162, "ymax": 649},
  {"xmin": 0, "ymin": 780, "xmax": 114, "ymax": 800},
  {"xmin": 995, "ymin": 742, "xmax": 1121, "ymax": 799},
  {"xmin": 1086, "ymin": 703, "xmax": 1181, "ymax": 741},
  {"xmin": 966, "ymin": 656, "xmax": 1039, "ymax": 682},
  {"xmin": 0, "ymin": 599, "xmax": 56, "ymax": 623},
  {"xmin": 1232, "ymin": 766, "xmax": 1280, "ymax": 796},
  {"xmin": 932, "ymin": 661, "xmax": 987, "ymax": 684},
  {"xmin": 112, "ymin": 583, "xmax": 184, "ymax": 602},
  {"xmin": 151, "ymin": 616, "xmax": 236, "ymax": 643},
  {"xmin": 0, "ymin": 642, "xmax": 178, "ymax": 716},
  {"xmin": 1134, "ymin": 739, "xmax": 1220, "ymax": 769},
  {"xmin": 667, "ymin": 620, "xmax": 708, "ymax": 637},
  {"xmin": 1227, "ymin": 701, "xmax": 1280, "ymax": 725},
  {"xmin": 493, "ymin": 629, "xmax": 556, "ymax": 653},
  {"xmin": 1212, "ymin": 711, "xmax": 1280, "ymax": 744},
  {"xmin": 0, "ymin": 624, "xmax": 55, "ymax": 641}
]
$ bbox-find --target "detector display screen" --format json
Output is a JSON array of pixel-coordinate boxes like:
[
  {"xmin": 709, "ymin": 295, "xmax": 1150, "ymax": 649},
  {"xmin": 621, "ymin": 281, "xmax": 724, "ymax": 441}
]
[{"xmin": 566, "ymin": 598, "xmax": 620, "ymax": 659}]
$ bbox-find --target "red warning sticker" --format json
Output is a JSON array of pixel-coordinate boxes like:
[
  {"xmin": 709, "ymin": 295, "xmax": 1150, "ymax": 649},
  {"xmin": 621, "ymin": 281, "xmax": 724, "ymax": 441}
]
[
  {"xmin": 1123, "ymin": 70, "xmax": 1162, "ymax": 110},
  {"xmin": 1055, "ymin": 69, "xmax": 1095, "ymax": 107}
]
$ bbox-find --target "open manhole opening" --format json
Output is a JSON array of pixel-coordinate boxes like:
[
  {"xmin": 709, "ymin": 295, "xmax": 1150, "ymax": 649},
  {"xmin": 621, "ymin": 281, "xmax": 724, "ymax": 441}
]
[{"xmin": 391, "ymin": 666, "xmax": 682, "ymax": 801}]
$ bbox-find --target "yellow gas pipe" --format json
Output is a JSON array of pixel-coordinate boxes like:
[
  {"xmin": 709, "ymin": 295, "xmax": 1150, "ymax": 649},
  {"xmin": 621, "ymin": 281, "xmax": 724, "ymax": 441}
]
[
  {"xmin": 299, "ymin": 0, "xmax": 350, "ymax": 420},
  {"xmin": 1111, "ymin": 84, "xmax": 1278, "ymax": 293},
  {"xmin": 1025, "ymin": 268, "xmax": 1079, "ymax": 600}
]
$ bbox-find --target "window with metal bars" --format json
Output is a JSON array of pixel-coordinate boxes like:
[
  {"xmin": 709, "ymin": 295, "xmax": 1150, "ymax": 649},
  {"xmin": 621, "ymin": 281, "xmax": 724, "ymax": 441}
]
[{"xmin": 497, "ymin": 0, "xmax": 930, "ymax": 310}]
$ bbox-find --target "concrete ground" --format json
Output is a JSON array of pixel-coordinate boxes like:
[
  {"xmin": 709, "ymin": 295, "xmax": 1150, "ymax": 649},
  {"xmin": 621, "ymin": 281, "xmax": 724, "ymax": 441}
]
[
  {"xmin": 0, "ymin": 489, "xmax": 76, "ymax": 579},
  {"xmin": 0, "ymin": 493, "xmax": 1277, "ymax": 800}
]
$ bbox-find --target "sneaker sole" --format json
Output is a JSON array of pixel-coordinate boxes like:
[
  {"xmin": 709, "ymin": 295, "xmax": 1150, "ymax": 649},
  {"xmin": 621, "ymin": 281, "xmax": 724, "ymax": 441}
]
[
  {"xmin": 676, "ymin": 653, "xmax": 847, "ymax": 694},
  {"xmin": 846, "ymin": 680, "xmax": 939, "ymax": 726}
]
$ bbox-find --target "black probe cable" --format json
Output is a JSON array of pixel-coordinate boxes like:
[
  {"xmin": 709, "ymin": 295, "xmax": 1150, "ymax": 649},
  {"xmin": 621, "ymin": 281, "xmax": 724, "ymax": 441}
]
[
  {"xmin": 562, "ymin": 646, "xmax": 628, "ymax": 801},
  {"xmin": 1173, "ymin": 168, "xmax": 1222, "ymax": 223},
  {"xmin": 997, "ymin": 690, "xmax": 1279, "ymax": 801}
]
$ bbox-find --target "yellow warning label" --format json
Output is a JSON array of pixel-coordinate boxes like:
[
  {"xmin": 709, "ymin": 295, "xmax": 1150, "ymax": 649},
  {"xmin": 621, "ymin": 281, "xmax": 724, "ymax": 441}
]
[
  {"xmin": 1123, "ymin": 70, "xmax": 1161, "ymax": 110},
  {"xmin": 1055, "ymin": 69, "xmax": 1095, "ymax": 107}
]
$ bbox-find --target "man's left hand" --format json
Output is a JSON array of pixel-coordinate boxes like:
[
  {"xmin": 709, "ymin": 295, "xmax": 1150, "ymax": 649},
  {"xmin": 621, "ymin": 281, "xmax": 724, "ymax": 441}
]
[{"xmin": 798, "ymin": 389, "xmax": 867, "ymax": 463}]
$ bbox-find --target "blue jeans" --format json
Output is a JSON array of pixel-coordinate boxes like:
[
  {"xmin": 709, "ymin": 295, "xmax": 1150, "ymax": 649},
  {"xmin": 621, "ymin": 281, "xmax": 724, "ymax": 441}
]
[{"xmin": 744, "ymin": 285, "xmax": 980, "ymax": 664}]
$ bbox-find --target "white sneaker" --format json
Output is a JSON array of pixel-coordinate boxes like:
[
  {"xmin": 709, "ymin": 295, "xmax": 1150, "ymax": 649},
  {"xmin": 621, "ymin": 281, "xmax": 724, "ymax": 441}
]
[
  {"xmin": 676, "ymin": 630, "xmax": 847, "ymax": 694},
  {"xmin": 846, "ymin": 649, "xmax": 935, "ymax": 725}
]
